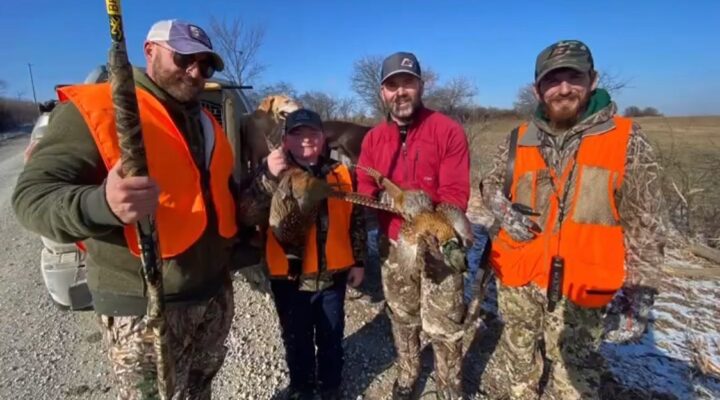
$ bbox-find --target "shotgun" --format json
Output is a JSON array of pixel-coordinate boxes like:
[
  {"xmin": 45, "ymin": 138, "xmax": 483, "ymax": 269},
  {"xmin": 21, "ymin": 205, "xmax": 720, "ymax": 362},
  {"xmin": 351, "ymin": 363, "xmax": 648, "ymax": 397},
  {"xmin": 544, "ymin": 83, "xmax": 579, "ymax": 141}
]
[{"xmin": 104, "ymin": 1, "xmax": 174, "ymax": 397}]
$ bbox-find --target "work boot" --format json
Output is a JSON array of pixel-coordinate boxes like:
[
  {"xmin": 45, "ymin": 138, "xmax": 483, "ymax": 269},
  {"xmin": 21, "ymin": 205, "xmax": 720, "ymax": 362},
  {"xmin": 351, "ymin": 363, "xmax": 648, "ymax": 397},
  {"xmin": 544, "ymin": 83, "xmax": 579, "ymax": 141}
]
[
  {"xmin": 319, "ymin": 386, "xmax": 341, "ymax": 400},
  {"xmin": 436, "ymin": 386, "xmax": 463, "ymax": 400},
  {"xmin": 432, "ymin": 339, "xmax": 463, "ymax": 399},
  {"xmin": 392, "ymin": 379, "xmax": 415, "ymax": 400},
  {"xmin": 284, "ymin": 385, "xmax": 314, "ymax": 400},
  {"xmin": 391, "ymin": 323, "xmax": 422, "ymax": 389}
]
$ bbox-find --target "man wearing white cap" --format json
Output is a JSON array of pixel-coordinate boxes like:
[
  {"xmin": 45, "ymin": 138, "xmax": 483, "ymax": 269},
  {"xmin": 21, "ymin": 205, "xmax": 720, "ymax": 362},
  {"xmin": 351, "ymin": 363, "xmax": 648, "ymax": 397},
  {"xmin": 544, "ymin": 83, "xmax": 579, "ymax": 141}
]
[{"xmin": 13, "ymin": 19, "xmax": 240, "ymax": 399}]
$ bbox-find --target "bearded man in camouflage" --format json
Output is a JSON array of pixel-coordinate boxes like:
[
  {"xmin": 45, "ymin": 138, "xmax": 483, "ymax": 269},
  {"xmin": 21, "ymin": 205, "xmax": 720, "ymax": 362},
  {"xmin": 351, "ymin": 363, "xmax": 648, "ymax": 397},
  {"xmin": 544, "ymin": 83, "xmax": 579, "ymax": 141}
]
[{"xmin": 478, "ymin": 40, "xmax": 666, "ymax": 399}]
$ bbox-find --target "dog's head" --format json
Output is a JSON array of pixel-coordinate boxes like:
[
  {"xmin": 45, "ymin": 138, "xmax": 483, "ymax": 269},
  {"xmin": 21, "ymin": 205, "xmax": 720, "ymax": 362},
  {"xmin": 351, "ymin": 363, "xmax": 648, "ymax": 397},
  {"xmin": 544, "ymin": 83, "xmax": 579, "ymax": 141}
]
[{"xmin": 257, "ymin": 94, "xmax": 300, "ymax": 122}]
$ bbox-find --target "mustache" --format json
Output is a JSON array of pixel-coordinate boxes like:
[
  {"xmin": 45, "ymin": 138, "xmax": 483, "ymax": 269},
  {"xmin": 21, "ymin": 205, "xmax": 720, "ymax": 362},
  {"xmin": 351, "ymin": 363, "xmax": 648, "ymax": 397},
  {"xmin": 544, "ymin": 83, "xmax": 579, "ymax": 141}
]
[
  {"xmin": 549, "ymin": 93, "xmax": 582, "ymax": 102},
  {"xmin": 393, "ymin": 95, "xmax": 412, "ymax": 105},
  {"xmin": 179, "ymin": 76, "xmax": 203, "ymax": 87}
]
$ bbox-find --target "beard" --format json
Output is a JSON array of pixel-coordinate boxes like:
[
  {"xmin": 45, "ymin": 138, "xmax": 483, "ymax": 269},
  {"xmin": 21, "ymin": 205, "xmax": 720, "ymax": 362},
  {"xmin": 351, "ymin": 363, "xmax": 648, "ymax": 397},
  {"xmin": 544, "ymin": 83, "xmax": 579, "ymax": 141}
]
[
  {"xmin": 542, "ymin": 93, "xmax": 589, "ymax": 130},
  {"xmin": 388, "ymin": 94, "xmax": 421, "ymax": 123},
  {"xmin": 151, "ymin": 57, "xmax": 204, "ymax": 103}
]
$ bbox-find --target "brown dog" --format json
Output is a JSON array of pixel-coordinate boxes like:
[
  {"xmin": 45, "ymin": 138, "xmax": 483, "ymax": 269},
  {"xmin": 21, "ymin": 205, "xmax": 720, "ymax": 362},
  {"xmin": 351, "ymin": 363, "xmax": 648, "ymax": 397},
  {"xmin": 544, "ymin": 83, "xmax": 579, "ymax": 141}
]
[{"xmin": 256, "ymin": 94, "xmax": 300, "ymax": 124}]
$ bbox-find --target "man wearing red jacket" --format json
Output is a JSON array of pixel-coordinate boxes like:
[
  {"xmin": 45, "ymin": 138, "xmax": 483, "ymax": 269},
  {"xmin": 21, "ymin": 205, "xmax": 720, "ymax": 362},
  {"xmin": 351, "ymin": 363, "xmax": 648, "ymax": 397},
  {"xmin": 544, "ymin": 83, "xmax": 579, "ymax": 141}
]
[{"xmin": 357, "ymin": 51, "xmax": 470, "ymax": 400}]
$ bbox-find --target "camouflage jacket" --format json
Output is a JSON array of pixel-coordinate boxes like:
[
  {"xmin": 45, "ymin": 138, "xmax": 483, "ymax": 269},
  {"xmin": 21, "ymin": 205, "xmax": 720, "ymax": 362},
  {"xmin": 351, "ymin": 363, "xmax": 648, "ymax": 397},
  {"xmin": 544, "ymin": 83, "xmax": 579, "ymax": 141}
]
[
  {"xmin": 237, "ymin": 158, "xmax": 367, "ymax": 291},
  {"xmin": 476, "ymin": 102, "xmax": 666, "ymax": 286}
]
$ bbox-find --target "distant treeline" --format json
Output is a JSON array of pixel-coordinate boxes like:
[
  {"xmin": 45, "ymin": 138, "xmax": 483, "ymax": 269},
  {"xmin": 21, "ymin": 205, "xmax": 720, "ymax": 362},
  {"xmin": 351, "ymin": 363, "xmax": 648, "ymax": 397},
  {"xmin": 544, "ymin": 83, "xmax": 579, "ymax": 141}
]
[{"xmin": 0, "ymin": 97, "xmax": 38, "ymax": 132}]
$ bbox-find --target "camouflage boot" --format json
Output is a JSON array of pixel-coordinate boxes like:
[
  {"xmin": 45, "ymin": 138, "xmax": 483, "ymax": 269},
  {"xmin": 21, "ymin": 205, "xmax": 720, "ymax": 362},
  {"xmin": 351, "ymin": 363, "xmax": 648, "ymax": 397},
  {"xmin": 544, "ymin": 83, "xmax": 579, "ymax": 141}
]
[
  {"xmin": 432, "ymin": 339, "xmax": 463, "ymax": 399},
  {"xmin": 391, "ymin": 322, "xmax": 421, "ymax": 399}
]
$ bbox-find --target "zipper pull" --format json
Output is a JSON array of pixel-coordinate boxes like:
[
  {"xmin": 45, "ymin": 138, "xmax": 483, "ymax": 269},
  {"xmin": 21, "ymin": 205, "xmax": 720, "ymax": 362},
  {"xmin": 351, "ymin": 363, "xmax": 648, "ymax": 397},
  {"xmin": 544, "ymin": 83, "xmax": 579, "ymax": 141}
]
[{"xmin": 399, "ymin": 126, "xmax": 408, "ymax": 157}]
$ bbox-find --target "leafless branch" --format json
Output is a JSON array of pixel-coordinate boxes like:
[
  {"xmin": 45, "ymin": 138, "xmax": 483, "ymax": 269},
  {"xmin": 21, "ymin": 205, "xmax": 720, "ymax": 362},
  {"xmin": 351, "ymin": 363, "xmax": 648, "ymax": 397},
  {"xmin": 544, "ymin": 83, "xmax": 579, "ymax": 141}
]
[{"xmin": 209, "ymin": 16, "xmax": 266, "ymax": 85}]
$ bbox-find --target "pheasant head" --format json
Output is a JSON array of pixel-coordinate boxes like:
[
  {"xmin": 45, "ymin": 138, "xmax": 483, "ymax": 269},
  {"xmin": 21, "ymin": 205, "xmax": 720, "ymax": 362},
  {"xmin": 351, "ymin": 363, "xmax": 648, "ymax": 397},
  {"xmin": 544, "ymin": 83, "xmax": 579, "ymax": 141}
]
[{"xmin": 284, "ymin": 167, "xmax": 333, "ymax": 213}]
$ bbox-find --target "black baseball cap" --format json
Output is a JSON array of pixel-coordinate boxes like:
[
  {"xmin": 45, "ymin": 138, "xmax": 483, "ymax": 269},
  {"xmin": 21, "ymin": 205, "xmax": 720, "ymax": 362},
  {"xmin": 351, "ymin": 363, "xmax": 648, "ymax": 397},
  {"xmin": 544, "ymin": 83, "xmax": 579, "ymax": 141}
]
[
  {"xmin": 284, "ymin": 108, "xmax": 323, "ymax": 134},
  {"xmin": 381, "ymin": 51, "xmax": 422, "ymax": 84}
]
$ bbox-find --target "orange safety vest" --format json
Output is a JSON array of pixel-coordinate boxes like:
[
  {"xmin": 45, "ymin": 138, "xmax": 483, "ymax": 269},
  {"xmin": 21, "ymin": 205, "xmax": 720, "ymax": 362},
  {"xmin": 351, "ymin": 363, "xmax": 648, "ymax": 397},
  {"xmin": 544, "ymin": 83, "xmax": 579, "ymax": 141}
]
[
  {"xmin": 58, "ymin": 83, "xmax": 237, "ymax": 259},
  {"xmin": 491, "ymin": 116, "xmax": 633, "ymax": 308},
  {"xmin": 266, "ymin": 164, "xmax": 355, "ymax": 278}
]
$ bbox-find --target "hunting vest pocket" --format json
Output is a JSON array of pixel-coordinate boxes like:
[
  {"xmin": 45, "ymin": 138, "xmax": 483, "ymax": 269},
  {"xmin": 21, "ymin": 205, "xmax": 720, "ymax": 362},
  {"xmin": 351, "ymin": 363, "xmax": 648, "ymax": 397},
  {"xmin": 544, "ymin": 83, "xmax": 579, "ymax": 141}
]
[
  {"xmin": 513, "ymin": 171, "xmax": 534, "ymax": 207},
  {"xmin": 571, "ymin": 165, "xmax": 619, "ymax": 226}
]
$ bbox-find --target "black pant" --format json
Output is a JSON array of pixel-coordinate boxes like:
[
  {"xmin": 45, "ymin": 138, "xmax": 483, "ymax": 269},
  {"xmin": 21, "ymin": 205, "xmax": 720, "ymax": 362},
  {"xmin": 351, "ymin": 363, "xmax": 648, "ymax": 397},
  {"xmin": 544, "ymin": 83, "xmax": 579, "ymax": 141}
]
[{"xmin": 270, "ymin": 274, "xmax": 347, "ymax": 392}]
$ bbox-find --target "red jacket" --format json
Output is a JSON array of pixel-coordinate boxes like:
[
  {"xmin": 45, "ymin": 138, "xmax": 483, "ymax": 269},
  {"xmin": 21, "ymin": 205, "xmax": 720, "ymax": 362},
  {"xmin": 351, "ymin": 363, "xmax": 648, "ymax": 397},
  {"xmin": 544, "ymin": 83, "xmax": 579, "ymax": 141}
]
[{"xmin": 357, "ymin": 107, "xmax": 470, "ymax": 240}]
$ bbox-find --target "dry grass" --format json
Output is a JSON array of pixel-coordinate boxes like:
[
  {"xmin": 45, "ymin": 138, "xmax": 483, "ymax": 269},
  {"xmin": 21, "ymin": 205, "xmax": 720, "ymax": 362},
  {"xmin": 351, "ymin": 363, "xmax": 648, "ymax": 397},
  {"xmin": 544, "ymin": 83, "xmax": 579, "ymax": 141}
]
[{"xmin": 687, "ymin": 335, "xmax": 720, "ymax": 379}]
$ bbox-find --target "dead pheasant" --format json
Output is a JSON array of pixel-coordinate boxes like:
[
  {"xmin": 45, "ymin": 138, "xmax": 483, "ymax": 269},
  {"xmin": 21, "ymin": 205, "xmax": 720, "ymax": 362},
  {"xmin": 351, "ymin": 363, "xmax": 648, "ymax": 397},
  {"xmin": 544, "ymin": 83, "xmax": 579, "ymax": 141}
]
[
  {"xmin": 267, "ymin": 162, "xmax": 472, "ymax": 274},
  {"xmin": 267, "ymin": 164, "xmax": 384, "ymax": 254},
  {"xmin": 269, "ymin": 166, "xmax": 333, "ymax": 254},
  {"xmin": 349, "ymin": 165, "xmax": 474, "ymax": 273}
]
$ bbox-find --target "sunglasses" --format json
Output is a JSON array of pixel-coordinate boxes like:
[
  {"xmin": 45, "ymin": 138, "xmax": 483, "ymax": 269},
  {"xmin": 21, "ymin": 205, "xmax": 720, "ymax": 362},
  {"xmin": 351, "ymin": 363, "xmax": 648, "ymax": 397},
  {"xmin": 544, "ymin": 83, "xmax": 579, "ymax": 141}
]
[{"xmin": 156, "ymin": 43, "xmax": 216, "ymax": 79}]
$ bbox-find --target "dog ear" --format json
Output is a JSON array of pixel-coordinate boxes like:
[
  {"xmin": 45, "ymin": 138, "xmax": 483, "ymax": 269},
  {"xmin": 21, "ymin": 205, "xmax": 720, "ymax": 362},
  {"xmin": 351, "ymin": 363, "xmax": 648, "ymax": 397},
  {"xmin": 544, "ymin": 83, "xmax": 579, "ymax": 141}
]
[{"xmin": 258, "ymin": 96, "xmax": 275, "ymax": 113}]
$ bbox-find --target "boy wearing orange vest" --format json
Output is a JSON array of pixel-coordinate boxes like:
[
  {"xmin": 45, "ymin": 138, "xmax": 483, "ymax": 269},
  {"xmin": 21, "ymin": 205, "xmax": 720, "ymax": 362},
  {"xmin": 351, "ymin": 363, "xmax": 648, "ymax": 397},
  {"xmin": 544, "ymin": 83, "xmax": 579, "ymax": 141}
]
[
  {"xmin": 13, "ymin": 20, "xmax": 243, "ymax": 399},
  {"xmin": 252, "ymin": 109, "xmax": 366, "ymax": 400},
  {"xmin": 478, "ymin": 40, "xmax": 666, "ymax": 399}
]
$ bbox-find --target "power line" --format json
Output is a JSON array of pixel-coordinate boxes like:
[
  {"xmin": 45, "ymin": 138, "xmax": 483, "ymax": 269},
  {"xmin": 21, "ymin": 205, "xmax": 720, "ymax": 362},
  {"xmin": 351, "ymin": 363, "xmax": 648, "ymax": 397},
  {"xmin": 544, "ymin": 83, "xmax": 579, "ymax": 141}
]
[{"xmin": 27, "ymin": 63, "xmax": 38, "ymax": 106}]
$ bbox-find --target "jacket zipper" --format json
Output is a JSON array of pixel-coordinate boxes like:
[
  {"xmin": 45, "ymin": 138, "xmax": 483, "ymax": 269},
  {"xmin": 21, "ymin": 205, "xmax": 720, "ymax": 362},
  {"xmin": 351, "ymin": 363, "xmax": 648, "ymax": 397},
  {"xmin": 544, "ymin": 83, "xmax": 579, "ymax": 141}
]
[{"xmin": 400, "ymin": 125, "xmax": 409, "ymax": 183}]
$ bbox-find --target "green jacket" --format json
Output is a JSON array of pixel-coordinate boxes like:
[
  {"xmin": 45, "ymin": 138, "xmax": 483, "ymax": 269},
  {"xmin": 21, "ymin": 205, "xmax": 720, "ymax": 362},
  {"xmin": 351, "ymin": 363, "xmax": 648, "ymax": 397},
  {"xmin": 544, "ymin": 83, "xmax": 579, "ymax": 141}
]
[{"xmin": 12, "ymin": 69, "xmax": 236, "ymax": 316}]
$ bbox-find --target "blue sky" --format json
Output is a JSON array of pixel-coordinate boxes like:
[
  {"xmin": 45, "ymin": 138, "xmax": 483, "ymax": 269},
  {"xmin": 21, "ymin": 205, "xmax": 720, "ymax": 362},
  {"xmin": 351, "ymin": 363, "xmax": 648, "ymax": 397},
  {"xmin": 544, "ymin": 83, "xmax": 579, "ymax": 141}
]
[{"xmin": 1, "ymin": 0, "xmax": 719, "ymax": 116}]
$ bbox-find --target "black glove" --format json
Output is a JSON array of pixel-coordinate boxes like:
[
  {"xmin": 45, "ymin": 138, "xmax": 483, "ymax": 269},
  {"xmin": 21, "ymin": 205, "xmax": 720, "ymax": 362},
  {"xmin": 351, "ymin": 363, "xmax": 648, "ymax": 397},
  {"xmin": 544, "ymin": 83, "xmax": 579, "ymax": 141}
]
[{"xmin": 604, "ymin": 285, "xmax": 658, "ymax": 343}]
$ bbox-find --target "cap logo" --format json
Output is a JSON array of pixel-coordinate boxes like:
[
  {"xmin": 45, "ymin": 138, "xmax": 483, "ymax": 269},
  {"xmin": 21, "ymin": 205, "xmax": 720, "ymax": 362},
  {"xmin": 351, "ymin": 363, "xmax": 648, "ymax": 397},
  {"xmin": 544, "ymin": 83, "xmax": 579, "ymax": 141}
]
[
  {"xmin": 549, "ymin": 45, "xmax": 570, "ymax": 59},
  {"xmin": 296, "ymin": 110, "xmax": 310, "ymax": 120},
  {"xmin": 188, "ymin": 24, "xmax": 211, "ymax": 47},
  {"xmin": 401, "ymin": 58, "xmax": 414, "ymax": 68}
]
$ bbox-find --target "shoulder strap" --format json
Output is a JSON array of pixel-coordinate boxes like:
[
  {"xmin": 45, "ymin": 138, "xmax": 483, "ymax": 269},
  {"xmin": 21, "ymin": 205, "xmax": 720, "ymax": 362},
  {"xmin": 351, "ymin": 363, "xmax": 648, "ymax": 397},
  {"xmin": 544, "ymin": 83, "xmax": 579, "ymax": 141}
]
[{"xmin": 503, "ymin": 127, "xmax": 520, "ymax": 199}]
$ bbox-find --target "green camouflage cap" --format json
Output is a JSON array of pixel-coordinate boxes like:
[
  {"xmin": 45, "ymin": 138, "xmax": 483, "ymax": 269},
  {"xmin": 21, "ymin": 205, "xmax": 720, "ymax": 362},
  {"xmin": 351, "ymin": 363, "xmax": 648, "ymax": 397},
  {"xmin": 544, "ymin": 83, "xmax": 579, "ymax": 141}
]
[{"xmin": 535, "ymin": 40, "xmax": 594, "ymax": 82}]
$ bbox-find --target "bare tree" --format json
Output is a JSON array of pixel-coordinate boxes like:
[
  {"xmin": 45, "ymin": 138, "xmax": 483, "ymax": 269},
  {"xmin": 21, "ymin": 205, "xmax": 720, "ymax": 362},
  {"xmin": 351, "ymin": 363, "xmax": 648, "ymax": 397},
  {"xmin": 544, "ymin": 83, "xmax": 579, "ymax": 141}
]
[
  {"xmin": 0, "ymin": 79, "xmax": 7, "ymax": 96},
  {"xmin": 598, "ymin": 69, "xmax": 630, "ymax": 96},
  {"xmin": 0, "ymin": 97, "xmax": 37, "ymax": 131},
  {"xmin": 209, "ymin": 17, "xmax": 266, "ymax": 85},
  {"xmin": 350, "ymin": 55, "xmax": 385, "ymax": 117},
  {"xmin": 298, "ymin": 91, "xmax": 338, "ymax": 120},
  {"xmin": 624, "ymin": 106, "xmax": 662, "ymax": 117},
  {"xmin": 247, "ymin": 81, "xmax": 298, "ymax": 109},
  {"xmin": 334, "ymin": 97, "xmax": 357, "ymax": 121},
  {"xmin": 513, "ymin": 83, "xmax": 537, "ymax": 117},
  {"xmin": 298, "ymin": 91, "xmax": 357, "ymax": 121},
  {"xmin": 425, "ymin": 76, "xmax": 477, "ymax": 118},
  {"xmin": 421, "ymin": 68, "xmax": 439, "ymax": 92}
]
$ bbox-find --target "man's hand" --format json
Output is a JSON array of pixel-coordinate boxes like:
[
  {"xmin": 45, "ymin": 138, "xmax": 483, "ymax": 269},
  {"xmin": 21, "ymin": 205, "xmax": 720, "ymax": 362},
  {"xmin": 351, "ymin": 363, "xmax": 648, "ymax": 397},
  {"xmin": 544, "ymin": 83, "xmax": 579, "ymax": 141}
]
[
  {"xmin": 347, "ymin": 266, "xmax": 365, "ymax": 288},
  {"xmin": 489, "ymin": 190, "xmax": 540, "ymax": 242},
  {"xmin": 23, "ymin": 140, "xmax": 39, "ymax": 163},
  {"xmin": 266, "ymin": 148, "xmax": 288, "ymax": 177},
  {"xmin": 105, "ymin": 160, "xmax": 160, "ymax": 224}
]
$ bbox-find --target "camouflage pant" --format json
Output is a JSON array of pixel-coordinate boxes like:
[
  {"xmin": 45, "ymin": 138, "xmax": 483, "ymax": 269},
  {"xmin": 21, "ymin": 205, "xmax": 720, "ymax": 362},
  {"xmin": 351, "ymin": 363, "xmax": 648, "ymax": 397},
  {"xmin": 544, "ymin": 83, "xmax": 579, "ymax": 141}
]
[
  {"xmin": 98, "ymin": 279, "xmax": 234, "ymax": 400},
  {"xmin": 382, "ymin": 243, "xmax": 465, "ymax": 392},
  {"xmin": 482, "ymin": 283, "xmax": 605, "ymax": 400}
]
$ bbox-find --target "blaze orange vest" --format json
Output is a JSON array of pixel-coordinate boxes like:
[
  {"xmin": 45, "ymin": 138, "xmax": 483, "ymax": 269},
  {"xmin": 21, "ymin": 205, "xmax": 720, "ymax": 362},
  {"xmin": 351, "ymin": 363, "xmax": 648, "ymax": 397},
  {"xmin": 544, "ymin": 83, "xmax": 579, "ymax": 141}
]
[
  {"xmin": 491, "ymin": 117, "xmax": 632, "ymax": 308},
  {"xmin": 266, "ymin": 164, "xmax": 355, "ymax": 278},
  {"xmin": 58, "ymin": 84, "xmax": 237, "ymax": 258}
]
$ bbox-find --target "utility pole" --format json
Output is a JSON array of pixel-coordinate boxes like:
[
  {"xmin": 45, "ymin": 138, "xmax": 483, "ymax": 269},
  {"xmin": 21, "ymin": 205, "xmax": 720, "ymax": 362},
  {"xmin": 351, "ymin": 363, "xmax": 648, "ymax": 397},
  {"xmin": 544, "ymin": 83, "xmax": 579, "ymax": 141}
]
[{"xmin": 27, "ymin": 63, "xmax": 38, "ymax": 106}]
